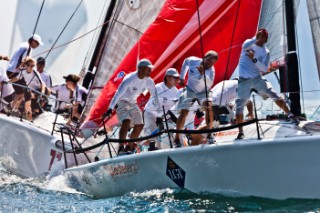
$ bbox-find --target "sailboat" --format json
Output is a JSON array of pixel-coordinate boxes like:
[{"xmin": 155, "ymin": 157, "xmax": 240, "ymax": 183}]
[
  {"xmin": 0, "ymin": 0, "xmax": 111, "ymax": 178},
  {"xmin": 57, "ymin": 0, "xmax": 320, "ymax": 200},
  {"xmin": 0, "ymin": 0, "xmax": 185, "ymax": 179}
]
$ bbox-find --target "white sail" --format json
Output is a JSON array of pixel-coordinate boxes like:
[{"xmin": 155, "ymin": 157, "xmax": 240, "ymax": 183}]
[
  {"xmin": 83, "ymin": 0, "xmax": 166, "ymax": 117},
  {"xmin": 258, "ymin": 0, "xmax": 286, "ymax": 62},
  {"xmin": 0, "ymin": 0, "xmax": 109, "ymax": 85},
  {"xmin": 306, "ymin": 0, "xmax": 320, "ymax": 81}
]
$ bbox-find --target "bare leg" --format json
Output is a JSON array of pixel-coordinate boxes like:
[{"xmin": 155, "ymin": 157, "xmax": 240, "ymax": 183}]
[
  {"xmin": 118, "ymin": 119, "xmax": 131, "ymax": 152},
  {"xmin": 245, "ymin": 100, "xmax": 254, "ymax": 119},
  {"xmin": 24, "ymin": 100, "xmax": 32, "ymax": 121},
  {"xmin": 236, "ymin": 113, "xmax": 244, "ymax": 133},
  {"xmin": 11, "ymin": 94, "xmax": 23, "ymax": 111},
  {"xmin": 129, "ymin": 124, "xmax": 144, "ymax": 151},
  {"xmin": 275, "ymin": 99, "xmax": 290, "ymax": 114},
  {"xmin": 66, "ymin": 104, "xmax": 81, "ymax": 125},
  {"xmin": 235, "ymin": 98, "xmax": 246, "ymax": 139},
  {"xmin": 72, "ymin": 103, "xmax": 81, "ymax": 121},
  {"xmin": 190, "ymin": 126, "xmax": 206, "ymax": 146},
  {"xmin": 174, "ymin": 109, "xmax": 189, "ymax": 143},
  {"xmin": 203, "ymin": 101, "xmax": 213, "ymax": 129}
]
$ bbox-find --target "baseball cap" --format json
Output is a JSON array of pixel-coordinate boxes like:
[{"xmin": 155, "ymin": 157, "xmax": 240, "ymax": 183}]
[
  {"xmin": 137, "ymin": 58, "xmax": 154, "ymax": 68},
  {"xmin": 37, "ymin": 57, "xmax": 45, "ymax": 64},
  {"xmin": 63, "ymin": 74, "xmax": 80, "ymax": 83},
  {"xmin": 165, "ymin": 68, "xmax": 179, "ymax": 77},
  {"xmin": 30, "ymin": 34, "xmax": 44, "ymax": 45}
]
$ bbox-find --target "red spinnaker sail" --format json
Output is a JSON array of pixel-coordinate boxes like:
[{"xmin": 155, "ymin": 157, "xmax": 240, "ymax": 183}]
[{"xmin": 82, "ymin": 0, "xmax": 262, "ymax": 129}]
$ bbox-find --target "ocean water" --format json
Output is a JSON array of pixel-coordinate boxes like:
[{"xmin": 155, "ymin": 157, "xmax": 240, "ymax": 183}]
[{"xmin": 1, "ymin": 167, "xmax": 320, "ymax": 213}]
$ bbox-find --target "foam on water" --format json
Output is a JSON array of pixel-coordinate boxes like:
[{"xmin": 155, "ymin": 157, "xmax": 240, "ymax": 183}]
[
  {"xmin": 46, "ymin": 174, "xmax": 82, "ymax": 195},
  {"xmin": 2, "ymin": 162, "xmax": 320, "ymax": 212}
]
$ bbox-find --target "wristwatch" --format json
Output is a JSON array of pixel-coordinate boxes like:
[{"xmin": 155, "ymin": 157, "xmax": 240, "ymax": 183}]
[{"xmin": 252, "ymin": 58, "xmax": 257, "ymax": 63}]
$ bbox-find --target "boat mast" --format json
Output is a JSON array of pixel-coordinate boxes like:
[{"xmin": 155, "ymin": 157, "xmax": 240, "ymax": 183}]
[
  {"xmin": 281, "ymin": 0, "xmax": 302, "ymax": 116},
  {"xmin": 82, "ymin": 1, "xmax": 117, "ymax": 89}
]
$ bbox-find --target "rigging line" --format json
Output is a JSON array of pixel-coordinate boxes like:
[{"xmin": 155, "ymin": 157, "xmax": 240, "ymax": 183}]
[
  {"xmin": 195, "ymin": 0, "xmax": 213, "ymax": 136},
  {"xmin": 218, "ymin": 0, "xmax": 241, "ymax": 108},
  {"xmin": 90, "ymin": 0, "xmax": 121, "ymax": 73},
  {"xmin": 137, "ymin": 0, "xmax": 143, "ymax": 62},
  {"xmin": 80, "ymin": 0, "xmax": 119, "ymax": 120},
  {"xmin": 195, "ymin": 0, "xmax": 208, "ymax": 101},
  {"xmin": 94, "ymin": 123, "xmax": 118, "ymax": 159},
  {"xmin": 27, "ymin": 0, "xmax": 46, "ymax": 57},
  {"xmin": 34, "ymin": 19, "xmax": 112, "ymax": 58},
  {"xmin": 81, "ymin": 0, "xmax": 121, "ymax": 122},
  {"xmin": 44, "ymin": 0, "xmax": 84, "ymax": 59},
  {"xmin": 84, "ymin": 0, "xmax": 111, "ymax": 66},
  {"xmin": 264, "ymin": 3, "xmax": 282, "ymax": 28},
  {"xmin": 31, "ymin": 0, "xmax": 45, "ymax": 36}
]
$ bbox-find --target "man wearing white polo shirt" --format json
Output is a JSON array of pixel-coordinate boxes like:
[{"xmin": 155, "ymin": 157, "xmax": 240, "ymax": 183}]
[
  {"xmin": 142, "ymin": 68, "xmax": 180, "ymax": 149},
  {"xmin": 103, "ymin": 58, "xmax": 160, "ymax": 154},
  {"xmin": 235, "ymin": 29, "xmax": 293, "ymax": 139},
  {"xmin": 174, "ymin": 50, "xmax": 218, "ymax": 146}
]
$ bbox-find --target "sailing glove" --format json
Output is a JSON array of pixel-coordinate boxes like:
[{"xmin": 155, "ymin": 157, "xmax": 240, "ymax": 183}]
[
  {"xmin": 102, "ymin": 108, "xmax": 113, "ymax": 118},
  {"xmin": 156, "ymin": 117, "xmax": 164, "ymax": 130},
  {"xmin": 195, "ymin": 109, "xmax": 204, "ymax": 118},
  {"xmin": 156, "ymin": 117, "xmax": 163, "ymax": 125}
]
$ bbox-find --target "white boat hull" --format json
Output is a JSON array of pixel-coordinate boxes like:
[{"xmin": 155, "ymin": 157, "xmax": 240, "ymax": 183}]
[
  {"xmin": 0, "ymin": 114, "xmax": 63, "ymax": 178},
  {"xmin": 64, "ymin": 120, "xmax": 320, "ymax": 199}
]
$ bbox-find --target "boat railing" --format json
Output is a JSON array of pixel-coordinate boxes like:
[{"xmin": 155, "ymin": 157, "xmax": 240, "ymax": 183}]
[
  {"xmin": 58, "ymin": 91, "xmax": 312, "ymax": 169},
  {"xmin": 61, "ymin": 118, "xmax": 259, "ymax": 168},
  {"xmin": 0, "ymin": 81, "xmax": 75, "ymax": 135},
  {"xmin": 59, "ymin": 95, "xmax": 265, "ymax": 168},
  {"xmin": 58, "ymin": 124, "xmax": 91, "ymax": 168}
]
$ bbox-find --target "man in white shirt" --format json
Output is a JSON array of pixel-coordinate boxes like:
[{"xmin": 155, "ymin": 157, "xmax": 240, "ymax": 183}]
[
  {"xmin": 50, "ymin": 84, "xmax": 71, "ymax": 113},
  {"xmin": 142, "ymin": 68, "xmax": 180, "ymax": 149},
  {"xmin": 235, "ymin": 29, "xmax": 293, "ymax": 139},
  {"xmin": 191, "ymin": 79, "xmax": 251, "ymax": 145},
  {"xmin": 103, "ymin": 58, "xmax": 159, "ymax": 154},
  {"xmin": 174, "ymin": 50, "xmax": 218, "ymax": 147},
  {"xmin": 36, "ymin": 57, "xmax": 52, "ymax": 88},
  {"xmin": 7, "ymin": 34, "xmax": 43, "ymax": 79},
  {"xmin": 0, "ymin": 67, "xmax": 15, "ymax": 113},
  {"xmin": 36, "ymin": 57, "xmax": 52, "ymax": 110},
  {"xmin": 64, "ymin": 74, "xmax": 88, "ymax": 125}
]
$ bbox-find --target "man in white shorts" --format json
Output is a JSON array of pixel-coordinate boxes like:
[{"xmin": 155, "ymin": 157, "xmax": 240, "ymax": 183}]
[
  {"xmin": 235, "ymin": 29, "xmax": 293, "ymax": 139},
  {"xmin": 142, "ymin": 68, "xmax": 180, "ymax": 150},
  {"xmin": 103, "ymin": 59, "xmax": 160, "ymax": 154},
  {"xmin": 0, "ymin": 67, "xmax": 15, "ymax": 113},
  {"xmin": 211, "ymin": 79, "xmax": 253, "ymax": 121},
  {"xmin": 174, "ymin": 50, "xmax": 218, "ymax": 147}
]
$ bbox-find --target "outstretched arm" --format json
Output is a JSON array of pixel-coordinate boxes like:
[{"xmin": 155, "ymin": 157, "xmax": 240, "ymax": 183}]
[{"xmin": 179, "ymin": 58, "xmax": 189, "ymax": 87}]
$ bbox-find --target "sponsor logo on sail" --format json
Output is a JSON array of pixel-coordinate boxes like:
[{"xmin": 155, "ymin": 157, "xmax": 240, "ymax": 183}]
[{"xmin": 114, "ymin": 71, "xmax": 126, "ymax": 82}]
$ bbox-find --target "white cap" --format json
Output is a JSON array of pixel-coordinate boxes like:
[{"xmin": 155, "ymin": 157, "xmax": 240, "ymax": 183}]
[
  {"xmin": 137, "ymin": 58, "xmax": 154, "ymax": 68},
  {"xmin": 165, "ymin": 68, "xmax": 179, "ymax": 77},
  {"xmin": 30, "ymin": 34, "xmax": 44, "ymax": 45}
]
